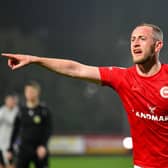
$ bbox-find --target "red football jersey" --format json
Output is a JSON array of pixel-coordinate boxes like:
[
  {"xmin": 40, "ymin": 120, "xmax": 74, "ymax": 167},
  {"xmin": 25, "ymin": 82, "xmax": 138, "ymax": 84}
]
[{"xmin": 99, "ymin": 64, "xmax": 168, "ymax": 168}]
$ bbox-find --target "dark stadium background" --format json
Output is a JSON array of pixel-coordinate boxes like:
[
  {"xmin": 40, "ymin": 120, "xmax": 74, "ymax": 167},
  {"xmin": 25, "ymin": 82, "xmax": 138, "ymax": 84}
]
[{"xmin": 0, "ymin": 0, "xmax": 168, "ymax": 136}]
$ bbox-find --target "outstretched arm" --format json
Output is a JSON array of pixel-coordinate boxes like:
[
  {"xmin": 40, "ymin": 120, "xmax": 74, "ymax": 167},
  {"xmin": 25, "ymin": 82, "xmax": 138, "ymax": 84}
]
[{"xmin": 2, "ymin": 53, "xmax": 101, "ymax": 84}]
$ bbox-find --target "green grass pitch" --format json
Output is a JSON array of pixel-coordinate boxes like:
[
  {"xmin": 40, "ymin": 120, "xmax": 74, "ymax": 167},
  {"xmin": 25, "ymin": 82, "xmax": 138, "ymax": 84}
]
[{"xmin": 31, "ymin": 156, "xmax": 132, "ymax": 168}]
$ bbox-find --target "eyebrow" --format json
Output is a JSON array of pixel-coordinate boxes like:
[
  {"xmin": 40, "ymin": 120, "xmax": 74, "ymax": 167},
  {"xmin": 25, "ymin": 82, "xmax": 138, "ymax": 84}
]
[
  {"xmin": 131, "ymin": 35, "xmax": 147, "ymax": 40},
  {"xmin": 131, "ymin": 35, "xmax": 146, "ymax": 38}
]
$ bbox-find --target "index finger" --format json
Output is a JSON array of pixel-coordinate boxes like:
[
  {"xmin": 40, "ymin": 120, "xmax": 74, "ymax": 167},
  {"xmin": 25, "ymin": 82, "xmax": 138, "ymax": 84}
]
[
  {"xmin": 1, "ymin": 53, "xmax": 20, "ymax": 59},
  {"xmin": 2, "ymin": 53, "xmax": 17, "ymax": 57}
]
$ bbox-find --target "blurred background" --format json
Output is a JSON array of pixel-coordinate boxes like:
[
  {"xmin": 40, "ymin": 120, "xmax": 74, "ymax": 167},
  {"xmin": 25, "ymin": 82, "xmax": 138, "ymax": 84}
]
[{"xmin": 0, "ymin": 0, "xmax": 168, "ymax": 167}]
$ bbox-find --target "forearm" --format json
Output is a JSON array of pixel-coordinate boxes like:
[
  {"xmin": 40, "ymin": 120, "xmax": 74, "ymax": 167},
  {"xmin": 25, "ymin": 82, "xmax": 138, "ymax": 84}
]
[
  {"xmin": 32, "ymin": 56, "xmax": 85, "ymax": 77},
  {"xmin": 30, "ymin": 56, "xmax": 101, "ymax": 83}
]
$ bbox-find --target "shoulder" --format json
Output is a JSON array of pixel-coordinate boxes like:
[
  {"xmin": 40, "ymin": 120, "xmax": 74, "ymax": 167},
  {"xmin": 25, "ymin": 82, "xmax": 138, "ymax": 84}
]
[
  {"xmin": 155, "ymin": 64, "xmax": 168, "ymax": 76},
  {"xmin": 39, "ymin": 103, "xmax": 48, "ymax": 109},
  {"xmin": 111, "ymin": 65, "xmax": 135, "ymax": 76},
  {"xmin": 162, "ymin": 64, "xmax": 168, "ymax": 71},
  {"xmin": 39, "ymin": 104, "xmax": 50, "ymax": 114},
  {"xmin": 0, "ymin": 106, "xmax": 5, "ymax": 116},
  {"xmin": 0, "ymin": 105, "xmax": 6, "ymax": 111},
  {"xmin": 98, "ymin": 66, "xmax": 131, "ymax": 89},
  {"xmin": 125, "ymin": 65, "xmax": 136, "ymax": 71},
  {"xmin": 99, "ymin": 66, "xmax": 129, "ymax": 74},
  {"xmin": 110, "ymin": 66, "xmax": 135, "ymax": 72},
  {"xmin": 17, "ymin": 105, "xmax": 27, "ymax": 117},
  {"xmin": 125, "ymin": 65, "xmax": 136, "ymax": 74}
]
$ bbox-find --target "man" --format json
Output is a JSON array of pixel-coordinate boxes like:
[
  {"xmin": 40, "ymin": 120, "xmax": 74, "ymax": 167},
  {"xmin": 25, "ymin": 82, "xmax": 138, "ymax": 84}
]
[
  {"xmin": 0, "ymin": 94, "xmax": 19, "ymax": 168},
  {"xmin": 2, "ymin": 23, "xmax": 167, "ymax": 168},
  {"xmin": 7, "ymin": 81, "xmax": 51, "ymax": 168}
]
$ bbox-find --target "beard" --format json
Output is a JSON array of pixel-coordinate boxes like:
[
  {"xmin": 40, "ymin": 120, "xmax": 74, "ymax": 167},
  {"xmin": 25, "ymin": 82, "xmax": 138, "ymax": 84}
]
[
  {"xmin": 133, "ymin": 55, "xmax": 152, "ymax": 64},
  {"xmin": 132, "ymin": 44, "xmax": 155, "ymax": 65}
]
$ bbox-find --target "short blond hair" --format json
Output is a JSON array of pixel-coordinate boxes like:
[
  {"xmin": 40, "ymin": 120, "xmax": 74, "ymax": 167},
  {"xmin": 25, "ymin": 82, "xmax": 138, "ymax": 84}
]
[
  {"xmin": 25, "ymin": 81, "xmax": 41, "ymax": 93},
  {"xmin": 135, "ymin": 23, "xmax": 163, "ymax": 41}
]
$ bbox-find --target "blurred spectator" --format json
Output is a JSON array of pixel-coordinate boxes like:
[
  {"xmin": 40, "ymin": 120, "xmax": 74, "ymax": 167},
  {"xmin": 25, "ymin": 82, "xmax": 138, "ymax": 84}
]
[
  {"xmin": 7, "ymin": 81, "xmax": 51, "ymax": 168},
  {"xmin": 0, "ymin": 94, "xmax": 19, "ymax": 168}
]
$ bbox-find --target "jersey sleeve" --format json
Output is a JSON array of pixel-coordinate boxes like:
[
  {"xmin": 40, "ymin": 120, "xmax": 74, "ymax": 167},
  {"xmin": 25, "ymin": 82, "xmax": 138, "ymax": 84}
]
[{"xmin": 99, "ymin": 66, "xmax": 126, "ymax": 90}]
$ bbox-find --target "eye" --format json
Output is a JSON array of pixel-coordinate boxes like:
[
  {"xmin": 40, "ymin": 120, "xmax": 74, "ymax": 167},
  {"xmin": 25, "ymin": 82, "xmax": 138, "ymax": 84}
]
[
  {"xmin": 131, "ymin": 37, "xmax": 135, "ymax": 42},
  {"xmin": 140, "ymin": 36, "xmax": 146, "ymax": 40}
]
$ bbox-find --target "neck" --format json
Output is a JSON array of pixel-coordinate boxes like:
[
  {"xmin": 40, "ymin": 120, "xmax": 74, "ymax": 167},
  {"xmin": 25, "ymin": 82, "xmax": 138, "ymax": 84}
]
[
  {"xmin": 26, "ymin": 99, "xmax": 39, "ymax": 108},
  {"xmin": 136, "ymin": 58, "xmax": 161, "ymax": 77}
]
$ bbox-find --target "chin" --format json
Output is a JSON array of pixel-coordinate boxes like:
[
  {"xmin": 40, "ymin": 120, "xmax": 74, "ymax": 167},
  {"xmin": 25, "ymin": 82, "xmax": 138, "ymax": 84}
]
[
  {"xmin": 132, "ymin": 56, "xmax": 145, "ymax": 63},
  {"xmin": 133, "ymin": 58, "xmax": 149, "ymax": 64}
]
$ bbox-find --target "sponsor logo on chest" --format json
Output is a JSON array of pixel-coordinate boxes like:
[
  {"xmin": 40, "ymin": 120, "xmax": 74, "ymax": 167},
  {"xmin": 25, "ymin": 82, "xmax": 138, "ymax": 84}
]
[{"xmin": 132, "ymin": 104, "xmax": 168, "ymax": 122}]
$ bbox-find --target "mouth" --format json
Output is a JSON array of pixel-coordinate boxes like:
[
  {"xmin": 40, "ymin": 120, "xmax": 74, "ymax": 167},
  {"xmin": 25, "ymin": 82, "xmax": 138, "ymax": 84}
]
[{"xmin": 133, "ymin": 49, "xmax": 143, "ymax": 55}]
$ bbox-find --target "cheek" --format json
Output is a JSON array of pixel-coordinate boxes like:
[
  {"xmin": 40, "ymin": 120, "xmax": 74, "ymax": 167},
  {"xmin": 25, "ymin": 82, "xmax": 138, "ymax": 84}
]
[
  {"xmin": 141, "ymin": 43, "xmax": 151, "ymax": 52},
  {"xmin": 130, "ymin": 46, "xmax": 134, "ymax": 55},
  {"xmin": 25, "ymin": 92, "xmax": 33, "ymax": 97},
  {"xmin": 149, "ymin": 44, "xmax": 155, "ymax": 53},
  {"xmin": 143, "ymin": 48, "xmax": 151, "ymax": 56}
]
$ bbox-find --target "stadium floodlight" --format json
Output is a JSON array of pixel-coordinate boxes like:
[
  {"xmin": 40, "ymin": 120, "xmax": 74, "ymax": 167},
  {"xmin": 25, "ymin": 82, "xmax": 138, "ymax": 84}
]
[{"xmin": 122, "ymin": 137, "xmax": 133, "ymax": 150}]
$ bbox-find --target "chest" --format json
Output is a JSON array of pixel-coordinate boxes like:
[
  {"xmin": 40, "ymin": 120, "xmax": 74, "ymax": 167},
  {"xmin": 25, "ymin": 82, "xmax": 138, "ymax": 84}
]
[
  {"xmin": 21, "ymin": 108, "xmax": 47, "ymax": 125},
  {"xmin": 120, "ymin": 76, "xmax": 168, "ymax": 116}
]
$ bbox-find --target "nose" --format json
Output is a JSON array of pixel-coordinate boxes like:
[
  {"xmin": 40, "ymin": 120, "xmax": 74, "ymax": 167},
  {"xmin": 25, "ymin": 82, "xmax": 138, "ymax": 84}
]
[{"xmin": 132, "ymin": 39, "xmax": 140, "ymax": 48}]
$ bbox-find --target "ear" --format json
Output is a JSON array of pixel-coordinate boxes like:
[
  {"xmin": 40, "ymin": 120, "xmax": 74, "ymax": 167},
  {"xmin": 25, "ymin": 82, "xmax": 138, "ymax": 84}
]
[{"xmin": 155, "ymin": 40, "xmax": 163, "ymax": 52}]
